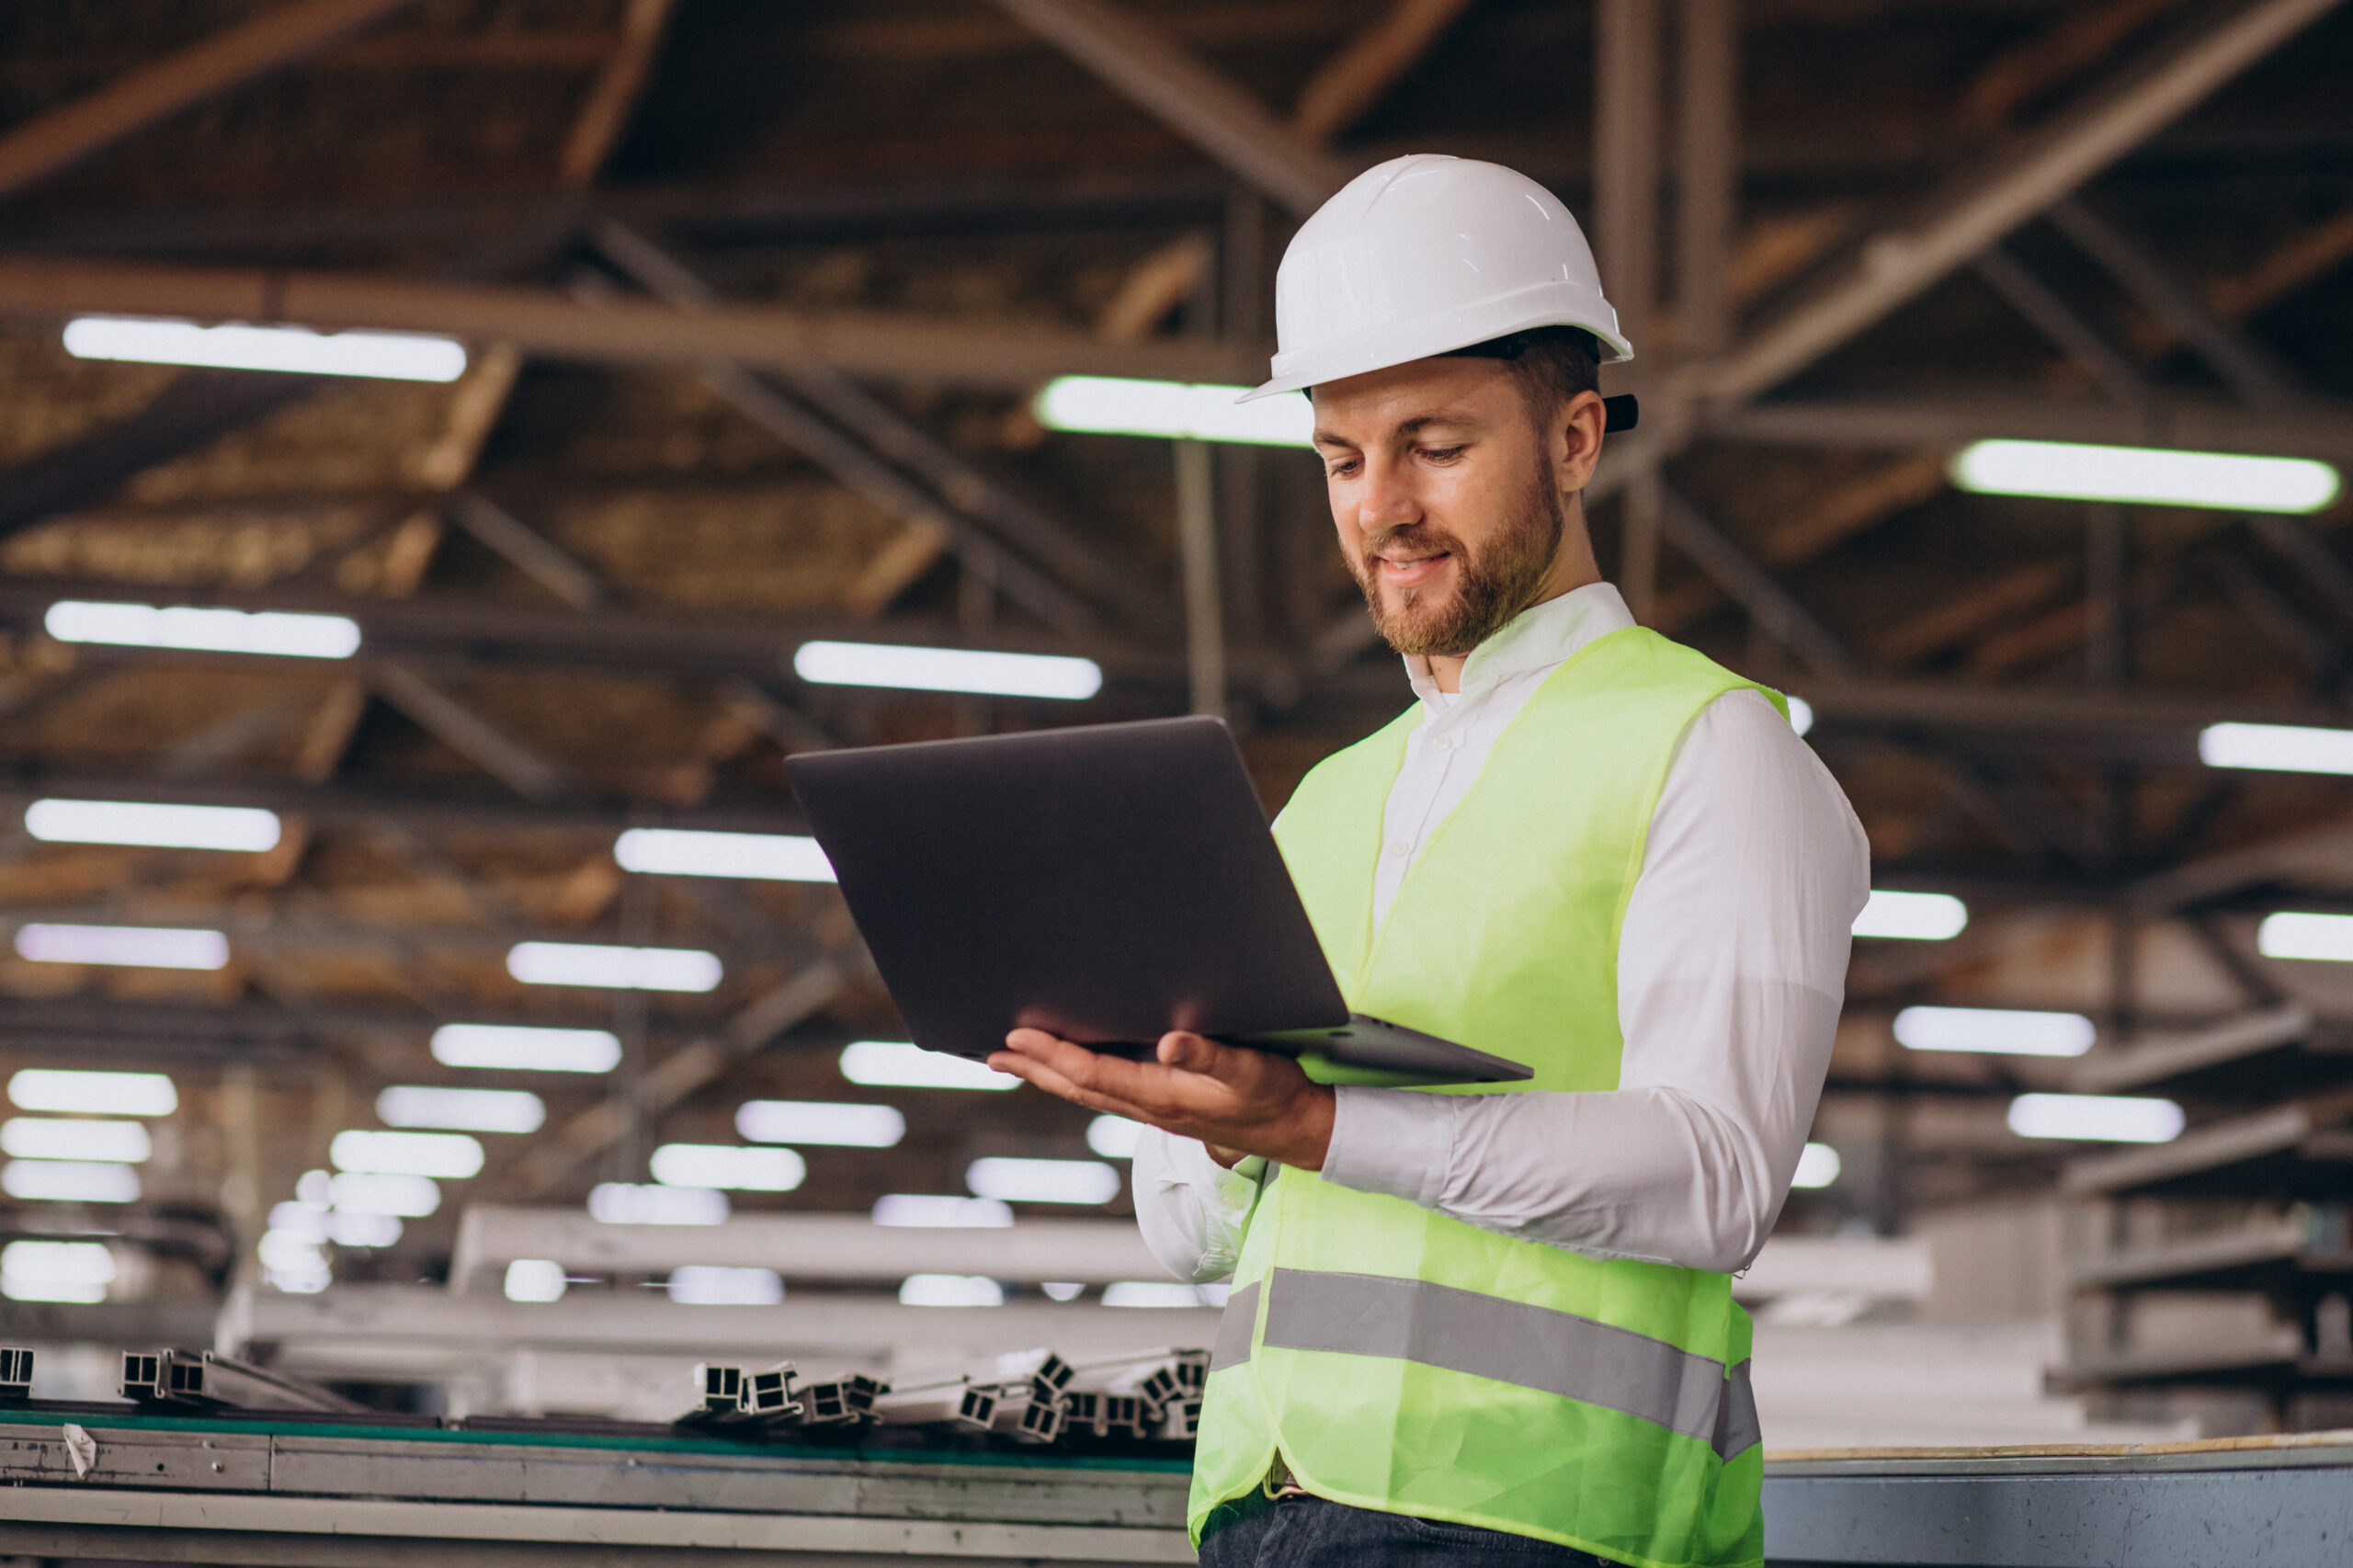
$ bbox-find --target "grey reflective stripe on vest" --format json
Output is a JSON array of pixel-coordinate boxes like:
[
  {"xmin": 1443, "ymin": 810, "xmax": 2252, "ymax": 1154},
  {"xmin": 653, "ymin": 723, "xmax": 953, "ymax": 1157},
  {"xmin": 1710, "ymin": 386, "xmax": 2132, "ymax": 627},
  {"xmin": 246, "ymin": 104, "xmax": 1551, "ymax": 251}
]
[
  {"xmin": 1714, "ymin": 1358, "xmax": 1761, "ymax": 1460},
  {"xmin": 1260, "ymin": 1267, "xmax": 1756, "ymax": 1461},
  {"xmin": 1208, "ymin": 1280, "xmax": 1261, "ymax": 1371}
]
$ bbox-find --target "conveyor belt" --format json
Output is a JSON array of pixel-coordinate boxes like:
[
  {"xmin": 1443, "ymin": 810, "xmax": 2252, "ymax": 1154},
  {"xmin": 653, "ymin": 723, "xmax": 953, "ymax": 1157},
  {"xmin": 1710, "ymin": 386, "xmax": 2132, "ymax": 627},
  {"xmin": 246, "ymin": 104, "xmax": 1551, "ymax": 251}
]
[
  {"xmin": 0, "ymin": 1405, "xmax": 1194, "ymax": 1566},
  {"xmin": 6, "ymin": 1407, "xmax": 2352, "ymax": 1566}
]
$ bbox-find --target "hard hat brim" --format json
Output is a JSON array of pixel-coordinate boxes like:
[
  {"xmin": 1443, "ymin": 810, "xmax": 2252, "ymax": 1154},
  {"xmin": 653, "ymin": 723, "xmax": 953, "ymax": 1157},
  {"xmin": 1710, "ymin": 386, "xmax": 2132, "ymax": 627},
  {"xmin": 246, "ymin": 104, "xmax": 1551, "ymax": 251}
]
[{"xmin": 1237, "ymin": 291, "xmax": 1635, "ymax": 403}]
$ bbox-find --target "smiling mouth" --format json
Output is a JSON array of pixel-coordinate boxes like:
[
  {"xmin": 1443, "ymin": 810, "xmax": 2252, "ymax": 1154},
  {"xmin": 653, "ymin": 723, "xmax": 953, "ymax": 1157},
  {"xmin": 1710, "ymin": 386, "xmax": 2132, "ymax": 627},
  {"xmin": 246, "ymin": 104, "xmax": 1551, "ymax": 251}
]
[{"xmin": 1374, "ymin": 550, "xmax": 1452, "ymax": 586}]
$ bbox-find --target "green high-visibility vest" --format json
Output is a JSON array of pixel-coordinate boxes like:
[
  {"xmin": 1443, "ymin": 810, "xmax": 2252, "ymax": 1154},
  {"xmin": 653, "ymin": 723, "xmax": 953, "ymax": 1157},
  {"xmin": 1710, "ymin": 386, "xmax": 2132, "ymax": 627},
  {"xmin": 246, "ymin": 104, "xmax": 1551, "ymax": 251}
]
[{"xmin": 1190, "ymin": 625, "xmax": 1776, "ymax": 1568}]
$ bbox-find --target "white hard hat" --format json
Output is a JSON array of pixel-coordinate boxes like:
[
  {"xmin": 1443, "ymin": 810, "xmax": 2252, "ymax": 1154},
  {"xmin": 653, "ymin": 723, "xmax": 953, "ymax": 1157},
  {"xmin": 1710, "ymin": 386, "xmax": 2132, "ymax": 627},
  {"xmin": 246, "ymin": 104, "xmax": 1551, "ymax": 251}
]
[{"xmin": 1239, "ymin": 153, "xmax": 1631, "ymax": 403}]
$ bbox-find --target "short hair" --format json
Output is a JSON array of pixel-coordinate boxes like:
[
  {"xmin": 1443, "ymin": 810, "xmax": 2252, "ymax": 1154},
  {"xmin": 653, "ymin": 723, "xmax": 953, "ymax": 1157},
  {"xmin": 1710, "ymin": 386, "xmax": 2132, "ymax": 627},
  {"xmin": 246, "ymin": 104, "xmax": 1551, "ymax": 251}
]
[{"xmin": 1443, "ymin": 324, "xmax": 1601, "ymax": 416}]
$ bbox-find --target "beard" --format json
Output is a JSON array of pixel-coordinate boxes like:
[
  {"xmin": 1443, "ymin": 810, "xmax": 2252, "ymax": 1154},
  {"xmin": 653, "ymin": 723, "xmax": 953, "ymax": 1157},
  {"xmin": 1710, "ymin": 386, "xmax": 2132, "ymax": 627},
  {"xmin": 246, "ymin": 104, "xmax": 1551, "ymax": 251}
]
[{"xmin": 1347, "ymin": 459, "xmax": 1565, "ymax": 658}]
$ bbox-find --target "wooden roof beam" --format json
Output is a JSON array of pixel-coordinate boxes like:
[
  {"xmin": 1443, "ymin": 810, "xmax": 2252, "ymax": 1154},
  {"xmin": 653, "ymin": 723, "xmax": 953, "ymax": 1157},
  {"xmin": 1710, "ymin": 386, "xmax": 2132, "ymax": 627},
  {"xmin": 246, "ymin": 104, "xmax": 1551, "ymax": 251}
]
[{"xmin": 0, "ymin": 0, "xmax": 426, "ymax": 203}]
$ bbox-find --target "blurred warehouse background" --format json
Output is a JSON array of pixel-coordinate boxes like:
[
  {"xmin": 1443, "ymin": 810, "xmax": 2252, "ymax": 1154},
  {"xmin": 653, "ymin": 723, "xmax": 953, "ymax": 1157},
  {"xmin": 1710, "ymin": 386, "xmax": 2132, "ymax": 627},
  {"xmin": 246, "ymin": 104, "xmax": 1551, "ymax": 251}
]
[{"xmin": 0, "ymin": 0, "xmax": 2349, "ymax": 1449}]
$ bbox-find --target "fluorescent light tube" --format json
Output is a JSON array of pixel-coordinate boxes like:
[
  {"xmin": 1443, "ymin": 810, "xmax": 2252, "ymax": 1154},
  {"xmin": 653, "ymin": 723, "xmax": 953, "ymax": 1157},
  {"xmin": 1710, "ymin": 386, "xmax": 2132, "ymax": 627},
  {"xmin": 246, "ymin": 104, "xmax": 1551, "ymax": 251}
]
[
  {"xmin": 1853, "ymin": 890, "xmax": 1969, "ymax": 941},
  {"xmin": 650, "ymin": 1142, "xmax": 806, "ymax": 1192},
  {"xmin": 840, "ymin": 1040, "xmax": 1017, "ymax": 1091},
  {"xmin": 1790, "ymin": 1142, "xmax": 1842, "ymax": 1189},
  {"xmin": 1949, "ymin": 439, "xmax": 2339, "ymax": 514},
  {"xmin": 899, "ymin": 1273, "xmax": 1005, "ymax": 1307},
  {"xmin": 9, "ymin": 1069, "xmax": 176, "ymax": 1116},
  {"xmin": 14, "ymin": 923, "xmax": 229, "ymax": 970},
  {"xmin": 1103, "ymin": 1280, "xmax": 1217, "ymax": 1309},
  {"xmin": 1086, "ymin": 1114, "xmax": 1145, "ymax": 1159},
  {"xmin": 1, "ymin": 1118, "xmax": 150, "ymax": 1164},
  {"xmin": 1893, "ymin": 1005, "xmax": 2096, "ymax": 1057},
  {"xmin": 587, "ymin": 1181, "xmax": 728, "ymax": 1225},
  {"xmin": 2, "ymin": 1160, "xmax": 139, "ymax": 1204},
  {"xmin": 2, "ymin": 1239, "xmax": 116, "ymax": 1303},
  {"xmin": 504, "ymin": 1259, "xmax": 567, "ymax": 1302},
  {"xmin": 965, "ymin": 1155, "xmax": 1121, "ymax": 1205},
  {"xmin": 329, "ymin": 1211, "xmax": 400, "ymax": 1248},
  {"xmin": 430, "ymin": 1023, "xmax": 620, "ymax": 1074},
  {"xmin": 45, "ymin": 599, "xmax": 361, "ymax": 658},
  {"xmin": 375, "ymin": 1085, "xmax": 544, "ymax": 1134},
  {"xmin": 735, "ymin": 1100, "xmax": 904, "ymax": 1147},
  {"xmin": 2007, "ymin": 1092, "xmax": 2184, "ymax": 1143},
  {"xmin": 64, "ymin": 315, "xmax": 467, "ymax": 382},
  {"xmin": 2200, "ymin": 722, "xmax": 2353, "ymax": 775},
  {"xmin": 1787, "ymin": 696, "xmax": 1813, "ymax": 737},
  {"xmin": 613, "ymin": 827, "xmax": 835, "ymax": 881},
  {"xmin": 872, "ymin": 1194, "xmax": 1013, "ymax": 1228},
  {"xmin": 505, "ymin": 941, "xmax": 722, "ymax": 993},
  {"xmin": 1032, "ymin": 377, "xmax": 1313, "ymax": 447},
  {"xmin": 25, "ymin": 799, "xmax": 280, "ymax": 852},
  {"xmin": 793, "ymin": 641, "xmax": 1102, "ymax": 699},
  {"xmin": 667, "ymin": 1265, "xmax": 784, "ymax": 1305},
  {"xmin": 2256, "ymin": 912, "xmax": 2353, "ymax": 961},
  {"xmin": 328, "ymin": 1171, "xmax": 439, "ymax": 1217},
  {"xmin": 330, "ymin": 1129, "xmax": 483, "ymax": 1179}
]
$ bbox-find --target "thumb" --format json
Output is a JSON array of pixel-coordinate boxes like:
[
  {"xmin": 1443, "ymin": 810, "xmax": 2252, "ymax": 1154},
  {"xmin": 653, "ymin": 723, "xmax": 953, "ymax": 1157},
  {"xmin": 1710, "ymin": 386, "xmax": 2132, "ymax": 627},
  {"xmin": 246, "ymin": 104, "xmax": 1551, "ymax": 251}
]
[{"xmin": 1156, "ymin": 1030, "xmax": 1225, "ymax": 1073}]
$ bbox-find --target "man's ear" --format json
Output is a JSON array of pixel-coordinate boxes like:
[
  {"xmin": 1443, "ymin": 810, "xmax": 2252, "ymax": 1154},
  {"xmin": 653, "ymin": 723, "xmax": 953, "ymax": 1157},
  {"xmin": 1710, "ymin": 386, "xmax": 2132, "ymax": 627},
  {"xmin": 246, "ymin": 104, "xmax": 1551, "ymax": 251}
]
[{"xmin": 1552, "ymin": 390, "xmax": 1608, "ymax": 492}]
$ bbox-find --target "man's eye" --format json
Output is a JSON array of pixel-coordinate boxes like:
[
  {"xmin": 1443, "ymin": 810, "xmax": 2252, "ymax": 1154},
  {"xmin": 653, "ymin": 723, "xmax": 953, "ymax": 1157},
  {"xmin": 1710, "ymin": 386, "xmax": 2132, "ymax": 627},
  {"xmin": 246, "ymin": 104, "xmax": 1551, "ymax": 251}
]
[
  {"xmin": 1325, "ymin": 460, "xmax": 1359, "ymax": 479},
  {"xmin": 1421, "ymin": 445, "xmax": 1467, "ymax": 462}
]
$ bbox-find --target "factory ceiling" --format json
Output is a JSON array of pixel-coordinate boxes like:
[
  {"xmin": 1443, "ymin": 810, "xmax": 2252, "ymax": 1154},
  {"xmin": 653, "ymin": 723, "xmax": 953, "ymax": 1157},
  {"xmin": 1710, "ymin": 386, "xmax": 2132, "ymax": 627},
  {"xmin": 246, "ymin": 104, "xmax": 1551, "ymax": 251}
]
[{"xmin": 0, "ymin": 0, "xmax": 2350, "ymax": 1271}]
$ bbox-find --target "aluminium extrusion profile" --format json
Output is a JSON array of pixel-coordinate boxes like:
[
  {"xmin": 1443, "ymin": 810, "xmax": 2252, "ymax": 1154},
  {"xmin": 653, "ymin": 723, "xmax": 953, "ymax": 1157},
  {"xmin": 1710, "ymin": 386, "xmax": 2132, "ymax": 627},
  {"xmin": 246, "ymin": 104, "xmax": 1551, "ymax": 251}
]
[
  {"xmin": 870, "ymin": 1379, "xmax": 998, "ymax": 1433},
  {"xmin": 0, "ymin": 1347, "xmax": 30, "ymax": 1402}
]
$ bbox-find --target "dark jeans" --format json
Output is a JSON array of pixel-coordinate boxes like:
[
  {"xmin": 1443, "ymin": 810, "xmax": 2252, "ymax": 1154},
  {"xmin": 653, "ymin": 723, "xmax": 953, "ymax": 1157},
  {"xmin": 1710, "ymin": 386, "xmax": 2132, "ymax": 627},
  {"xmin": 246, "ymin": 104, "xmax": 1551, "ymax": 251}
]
[{"xmin": 1199, "ymin": 1494, "xmax": 1610, "ymax": 1567}]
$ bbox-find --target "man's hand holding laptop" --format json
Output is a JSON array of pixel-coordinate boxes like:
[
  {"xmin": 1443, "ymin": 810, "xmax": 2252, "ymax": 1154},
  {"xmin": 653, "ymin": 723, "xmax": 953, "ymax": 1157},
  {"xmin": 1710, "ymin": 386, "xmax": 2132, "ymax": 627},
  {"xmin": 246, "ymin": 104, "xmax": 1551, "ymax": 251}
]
[{"xmin": 990, "ymin": 1028, "xmax": 1336, "ymax": 1171}]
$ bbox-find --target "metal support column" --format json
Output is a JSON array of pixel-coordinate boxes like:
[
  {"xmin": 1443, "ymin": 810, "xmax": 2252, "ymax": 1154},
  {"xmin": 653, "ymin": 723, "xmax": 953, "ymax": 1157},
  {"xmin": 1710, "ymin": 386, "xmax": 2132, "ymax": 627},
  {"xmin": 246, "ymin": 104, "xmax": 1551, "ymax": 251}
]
[
  {"xmin": 1675, "ymin": 0, "xmax": 1738, "ymax": 358},
  {"xmin": 1176, "ymin": 438, "xmax": 1226, "ymax": 717},
  {"xmin": 1596, "ymin": 0, "xmax": 1663, "ymax": 354}
]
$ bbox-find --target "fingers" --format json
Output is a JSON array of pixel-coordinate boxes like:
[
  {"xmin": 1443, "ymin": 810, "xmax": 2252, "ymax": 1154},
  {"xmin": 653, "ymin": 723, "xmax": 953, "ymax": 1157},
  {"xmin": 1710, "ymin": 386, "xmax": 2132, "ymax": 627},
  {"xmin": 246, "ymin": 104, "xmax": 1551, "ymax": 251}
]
[{"xmin": 1155, "ymin": 1030, "xmax": 1224, "ymax": 1072}]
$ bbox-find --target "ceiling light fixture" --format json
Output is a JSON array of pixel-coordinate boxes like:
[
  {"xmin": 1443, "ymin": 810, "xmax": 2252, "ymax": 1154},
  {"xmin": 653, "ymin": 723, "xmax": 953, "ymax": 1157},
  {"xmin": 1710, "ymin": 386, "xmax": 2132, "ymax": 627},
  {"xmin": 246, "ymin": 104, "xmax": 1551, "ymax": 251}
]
[
  {"xmin": 1852, "ymin": 890, "xmax": 1969, "ymax": 941},
  {"xmin": 1103, "ymin": 1280, "xmax": 1219, "ymax": 1309},
  {"xmin": 2006, "ymin": 1092, "xmax": 2184, "ymax": 1143},
  {"xmin": 1790, "ymin": 1142, "xmax": 1842, "ymax": 1189},
  {"xmin": 1949, "ymin": 439, "xmax": 2339, "ymax": 514},
  {"xmin": 899, "ymin": 1273, "xmax": 1005, "ymax": 1307},
  {"xmin": 667, "ymin": 1265, "xmax": 784, "ymax": 1306},
  {"xmin": 1, "ymin": 1239, "xmax": 117, "ymax": 1303},
  {"xmin": 2256, "ymin": 912, "xmax": 2353, "ymax": 961},
  {"xmin": 965, "ymin": 1156, "xmax": 1122, "ymax": 1206},
  {"xmin": 587, "ymin": 1181, "xmax": 729, "ymax": 1225},
  {"xmin": 1086, "ymin": 1114, "xmax": 1145, "ymax": 1159},
  {"xmin": 2200, "ymin": 722, "xmax": 2353, "ymax": 775},
  {"xmin": 8, "ymin": 1069, "xmax": 176, "ymax": 1117},
  {"xmin": 0, "ymin": 1119, "xmax": 151, "ymax": 1164},
  {"xmin": 330, "ymin": 1129, "xmax": 484, "ymax": 1180},
  {"xmin": 505, "ymin": 942, "xmax": 723, "ymax": 993},
  {"xmin": 735, "ymin": 1100, "xmax": 905, "ymax": 1148},
  {"xmin": 14, "ymin": 923, "xmax": 229, "ymax": 971},
  {"xmin": 871, "ymin": 1194, "xmax": 1013, "ymax": 1229},
  {"xmin": 1787, "ymin": 696, "xmax": 1814, "ymax": 737},
  {"xmin": 1893, "ymin": 1005, "xmax": 2096, "ymax": 1057},
  {"xmin": 429, "ymin": 1023, "xmax": 621, "ymax": 1074},
  {"xmin": 327, "ymin": 1171, "xmax": 440, "ymax": 1218},
  {"xmin": 840, "ymin": 1040, "xmax": 1016, "ymax": 1091},
  {"xmin": 650, "ymin": 1142, "xmax": 807, "ymax": 1192},
  {"xmin": 25, "ymin": 799, "xmax": 281, "ymax": 853},
  {"xmin": 1, "ymin": 1160, "xmax": 140, "ymax": 1204},
  {"xmin": 504, "ymin": 1259, "xmax": 567, "ymax": 1303},
  {"xmin": 613, "ymin": 827, "xmax": 835, "ymax": 881},
  {"xmin": 792, "ymin": 641, "xmax": 1103, "ymax": 700},
  {"xmin": 64, "ymin": 315, "xmax": 467, "ymax": 382},
  {"xmin": 375, "ymin": 1085, "xmax": 545, "ymax": 1134},
  {"xmin": 1031, "ymin": 377, "xmax": 1312, "ymax": 447},
  {"xmin": 45, "ymin": 599, "xmax": 361, "ymax": 659}
]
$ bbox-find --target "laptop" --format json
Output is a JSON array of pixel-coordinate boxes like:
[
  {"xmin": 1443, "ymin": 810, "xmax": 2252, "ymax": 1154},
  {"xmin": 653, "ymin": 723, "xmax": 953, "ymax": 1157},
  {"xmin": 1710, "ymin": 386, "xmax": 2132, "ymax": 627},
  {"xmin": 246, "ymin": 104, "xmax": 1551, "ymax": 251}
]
[{"xmin": 784, "ymin": 715, "xmax": 1530, "ymax": 1087}]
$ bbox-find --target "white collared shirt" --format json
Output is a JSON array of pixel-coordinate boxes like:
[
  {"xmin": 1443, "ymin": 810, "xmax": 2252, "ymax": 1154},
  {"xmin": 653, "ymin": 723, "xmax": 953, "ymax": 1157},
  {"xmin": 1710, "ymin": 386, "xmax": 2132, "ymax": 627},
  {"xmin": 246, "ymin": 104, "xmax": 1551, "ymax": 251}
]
[{"xmin": 1132, "ymin": 584, "xmax": 1869, "ymax": 1277}]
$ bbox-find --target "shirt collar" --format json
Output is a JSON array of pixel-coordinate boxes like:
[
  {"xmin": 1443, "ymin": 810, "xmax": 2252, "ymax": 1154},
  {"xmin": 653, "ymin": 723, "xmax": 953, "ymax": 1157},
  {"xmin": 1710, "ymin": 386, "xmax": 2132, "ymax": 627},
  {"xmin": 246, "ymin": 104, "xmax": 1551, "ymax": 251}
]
[{"xmin": 1404, "ymin": 582, "xmax": 1635, "ymax": 711}]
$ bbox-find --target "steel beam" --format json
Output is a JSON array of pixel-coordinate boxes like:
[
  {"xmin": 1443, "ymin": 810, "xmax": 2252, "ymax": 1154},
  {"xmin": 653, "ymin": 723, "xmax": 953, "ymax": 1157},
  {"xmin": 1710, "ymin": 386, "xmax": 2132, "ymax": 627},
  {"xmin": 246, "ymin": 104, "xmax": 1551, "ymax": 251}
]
[
  {"xmin": 0, "ymin": 0, "xmax": 425, "ymax": 202},
  {"xmin": 0, "ymin": 255, "xmax": 1259, "ymax": 392},
  {"xmin": 1970, "ymin": 245, "xmax": 2152, "ymax": 405},
  {"xmin": 0, "ymin": 371, "xmax": 326, "ymax": 541},
  {"xmin": 988, "ymin": 0, "xmax": 1354, "ymax": 217},
  {"xmin": 1664, "ymin": 0, "xmax": 2347, "ymax": 418},
  {"xmin": 1654, "ymin": 484, "xmax": 1857, "ymax": 676},
  {"xmin": 1710, "ymin": 392, "xmax": 2353, "ymax": 462}
]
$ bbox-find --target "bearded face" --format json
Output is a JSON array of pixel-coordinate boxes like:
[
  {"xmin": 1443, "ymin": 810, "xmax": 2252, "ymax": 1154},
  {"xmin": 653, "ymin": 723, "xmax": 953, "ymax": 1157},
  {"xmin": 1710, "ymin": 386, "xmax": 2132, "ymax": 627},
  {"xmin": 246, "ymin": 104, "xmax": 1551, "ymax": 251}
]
[{"xmin": 1346, "ymin": 452, "xmax": 1566, "ymax": 657}]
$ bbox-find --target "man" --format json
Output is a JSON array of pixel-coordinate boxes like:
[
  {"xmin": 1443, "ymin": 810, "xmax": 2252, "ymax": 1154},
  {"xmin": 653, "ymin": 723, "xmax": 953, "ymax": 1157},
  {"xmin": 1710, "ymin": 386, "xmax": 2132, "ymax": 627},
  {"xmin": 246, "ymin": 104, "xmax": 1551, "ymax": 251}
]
[{"xmin": 990, "ymin": 155, "xmax": 1867, "ymax": 1568}]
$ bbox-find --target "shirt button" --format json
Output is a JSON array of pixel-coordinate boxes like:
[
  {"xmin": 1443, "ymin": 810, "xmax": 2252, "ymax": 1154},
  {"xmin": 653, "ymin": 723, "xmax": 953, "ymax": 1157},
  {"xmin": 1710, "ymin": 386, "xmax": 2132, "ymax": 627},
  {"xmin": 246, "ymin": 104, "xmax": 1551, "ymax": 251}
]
[
  {"xmin": 1429, "ymin": 733, "xmax": 1453, "ymax": 752},
  {"xmin": 1387, "ymin": 840, "xmax": 1412, "ymax": 858}
]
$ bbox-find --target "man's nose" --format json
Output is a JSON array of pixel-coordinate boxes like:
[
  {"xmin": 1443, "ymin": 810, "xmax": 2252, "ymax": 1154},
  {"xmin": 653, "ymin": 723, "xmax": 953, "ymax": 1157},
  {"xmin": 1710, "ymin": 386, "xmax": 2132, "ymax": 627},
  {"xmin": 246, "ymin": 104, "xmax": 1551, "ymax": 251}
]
[{"xmin": 1354, "ymin": 457, "xmax": 1421, "ymax": 535}]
